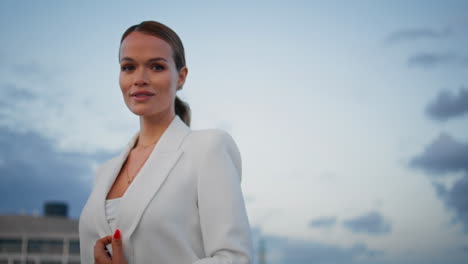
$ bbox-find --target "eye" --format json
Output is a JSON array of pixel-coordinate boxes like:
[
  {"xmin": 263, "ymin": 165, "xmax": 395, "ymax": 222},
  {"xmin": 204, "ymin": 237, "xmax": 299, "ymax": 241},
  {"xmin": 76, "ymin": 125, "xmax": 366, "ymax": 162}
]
[
  {"xmin": 121, "ymin": 64, "xmax": 135, "ymax": 71},
  {"xmin": 151, "ymin": 64, "xmax": 165, "ymax": 71}
]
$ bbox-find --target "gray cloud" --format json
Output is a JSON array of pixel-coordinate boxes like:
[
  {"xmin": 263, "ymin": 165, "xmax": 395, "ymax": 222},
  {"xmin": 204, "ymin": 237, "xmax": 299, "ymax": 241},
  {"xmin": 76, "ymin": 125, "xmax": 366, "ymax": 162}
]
[
  {"xmin": 410, "ymin": 133, "xmax": 468, "ymax": 175},
  {"xmin": 0, "ymin": 69, "xmax": 64, "ymax": 131},
  {"xmin": 0, "ymin": 126, "xmax": 115, "ymax": 218},
  {"xmin": 343, "ymin": 211, "xmax": 391, "ymax": 235},
  {"xmin": 386, "ymin": 28, "xmax": 452, "ymax": 43},
  {"xmin": 411, "ymin": 133, "xmax": 468, "ymax": 231},
  {"xmin": 0, "ymin": 56, "xmax": 52, "ymax": 82},
  {"xmin": 309, "ymin": 216, "xmax": 337, "ymax": 228},
  {"xmin": 434, "ymin": 177, "xmax": 468, "ymax": 232},
  {"xmin": 250, "ymin": 227, "xmax": 382, "ymax": 264},
  {"xmin": 426, "ymin": 88, "xmax": 468, "ymax": 121},
  {"xmin": 1, "ymin": 83, "xmax": 36, "ymax": 99},
  {"xmin": 12, "ymin": 61, "xmax": 46, "ymax": 76},
  {"xmin": 407, "ymin": 52, "xmax": 468, "ymax": 68},
  {"xmin": 0, "ymin": 83, "xmax": 36, "ymax": 110},
  {"xmin": 280, "ymin": 240, "xmax": 381, "ymax": 264}
]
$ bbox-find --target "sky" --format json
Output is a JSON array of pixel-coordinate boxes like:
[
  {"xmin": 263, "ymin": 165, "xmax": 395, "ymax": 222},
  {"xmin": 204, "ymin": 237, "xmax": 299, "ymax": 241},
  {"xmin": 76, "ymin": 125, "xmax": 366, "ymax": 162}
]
[{"xmin": 1, "ymin": 1, "xmax": 468, "ymax": 263}]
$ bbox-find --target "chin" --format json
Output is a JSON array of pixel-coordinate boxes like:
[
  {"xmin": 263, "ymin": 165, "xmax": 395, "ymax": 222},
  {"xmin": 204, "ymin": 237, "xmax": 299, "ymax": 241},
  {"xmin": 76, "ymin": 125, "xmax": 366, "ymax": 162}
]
[
  {"xmin": 130, "ymin": 109, "xmax": 153, "ymax": 117},
  {"xmin": 129, "ymin": 107, "xmax": 166, "ymax": 118},
  {"xmin": 127, "ymin": 105, "xmax": 151, "ymax": 116},
  {"xmin": 126, "ymin": 102, "xmax": 171, "ymax": 118}
]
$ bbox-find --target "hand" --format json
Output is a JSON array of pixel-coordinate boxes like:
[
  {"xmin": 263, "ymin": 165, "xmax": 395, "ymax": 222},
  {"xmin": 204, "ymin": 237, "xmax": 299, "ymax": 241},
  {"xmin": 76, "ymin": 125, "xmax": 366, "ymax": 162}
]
[{"xmin": 94, "ymin": 229, "xmax": 128, "ymax": 264}]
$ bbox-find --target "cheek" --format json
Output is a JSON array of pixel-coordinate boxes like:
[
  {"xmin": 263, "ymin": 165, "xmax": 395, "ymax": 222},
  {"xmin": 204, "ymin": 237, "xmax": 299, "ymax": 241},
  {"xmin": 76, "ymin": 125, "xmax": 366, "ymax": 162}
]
[
  {"xmin": 119, "ymin": 74, "xmax": 127, "ymax": 91},
  {"xmin": 154, "ymin": 73, "xmax": 176, "ymax": 94}
]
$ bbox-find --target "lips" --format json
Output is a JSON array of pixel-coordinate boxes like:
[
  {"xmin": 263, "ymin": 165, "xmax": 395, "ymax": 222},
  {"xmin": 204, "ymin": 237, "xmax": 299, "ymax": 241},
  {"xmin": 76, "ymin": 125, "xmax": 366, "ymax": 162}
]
[
  {"xmin": 130, "ymin": 90, "xmax": 156, "ymax": 97},
  {"xmin": 130, "ymin": 90, "xmax": 155, "ymax": 102}
]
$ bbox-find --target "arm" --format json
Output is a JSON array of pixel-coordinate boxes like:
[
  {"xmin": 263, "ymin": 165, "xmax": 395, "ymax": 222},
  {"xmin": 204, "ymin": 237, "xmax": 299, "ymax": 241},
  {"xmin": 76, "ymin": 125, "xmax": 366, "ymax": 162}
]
[
  {"xmin": 80, "ymin": 165, "xmax": 105, "ymax": 264},
  {"xmin": 193, "ymin": 131, "xmax": 254, "ymax": 264}
]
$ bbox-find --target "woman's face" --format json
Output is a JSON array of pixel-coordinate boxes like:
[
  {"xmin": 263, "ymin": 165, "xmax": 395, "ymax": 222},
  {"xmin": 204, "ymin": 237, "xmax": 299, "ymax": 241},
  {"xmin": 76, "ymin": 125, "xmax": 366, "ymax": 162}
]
[{"xmin": 119, "ymin": 31, "xmax": 187, "ymax": 119}]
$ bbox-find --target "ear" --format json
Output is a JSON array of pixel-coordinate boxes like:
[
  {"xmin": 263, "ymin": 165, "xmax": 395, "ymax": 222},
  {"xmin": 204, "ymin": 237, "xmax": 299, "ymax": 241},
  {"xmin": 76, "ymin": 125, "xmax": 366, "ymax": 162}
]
[{"xmin": 177, "ymin": 66, "xmax": 188, "ymax": 91}]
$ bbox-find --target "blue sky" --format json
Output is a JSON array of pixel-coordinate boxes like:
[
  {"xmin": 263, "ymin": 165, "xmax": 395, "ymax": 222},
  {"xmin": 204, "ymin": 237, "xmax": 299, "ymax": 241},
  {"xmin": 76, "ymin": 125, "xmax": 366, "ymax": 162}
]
[{"xmin": 1, "ymin": 1, "xmax": 468, "ymax": 263}]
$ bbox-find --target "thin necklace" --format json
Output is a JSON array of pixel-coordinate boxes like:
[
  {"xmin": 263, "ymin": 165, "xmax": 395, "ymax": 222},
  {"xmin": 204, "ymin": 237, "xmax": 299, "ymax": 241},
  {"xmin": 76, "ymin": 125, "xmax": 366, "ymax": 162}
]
[
  {"xmin": 135, "ymin": 137, "xmax": 159, "ymax": 149},
  {"xmin": 126, "ymin": 147, "xmax": 153, "ymax": 184}
]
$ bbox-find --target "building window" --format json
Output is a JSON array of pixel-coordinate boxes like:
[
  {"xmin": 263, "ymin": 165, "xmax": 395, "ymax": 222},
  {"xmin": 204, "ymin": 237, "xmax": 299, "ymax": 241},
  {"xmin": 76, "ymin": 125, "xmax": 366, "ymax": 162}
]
[
  {"xmin": 0, "ymin": 238, "xmax": 22, "ymax": 253},
  {"xmin": 13, "ymin": 261, "xmax": 34, "ymax": 264},
  {"xmin": 27, "ymin": 239, "xmax": 63, "ymax": 254},
  {"xmin": 69, "ymin": 240, "xmax": 80, "ymax": 255}
]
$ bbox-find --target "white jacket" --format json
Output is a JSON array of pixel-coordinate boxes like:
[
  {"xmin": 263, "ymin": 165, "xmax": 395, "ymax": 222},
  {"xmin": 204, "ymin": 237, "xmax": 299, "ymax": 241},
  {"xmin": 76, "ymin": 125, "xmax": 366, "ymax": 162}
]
[{"xmin": 79, "ymin": 115, "xmax": 253, "ymax": 263}]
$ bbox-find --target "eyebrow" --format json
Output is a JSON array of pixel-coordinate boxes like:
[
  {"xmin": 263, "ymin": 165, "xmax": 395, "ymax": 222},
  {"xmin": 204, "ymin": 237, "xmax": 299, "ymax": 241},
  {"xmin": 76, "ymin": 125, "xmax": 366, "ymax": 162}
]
[{"xmin": 120, "ymin": 57, "xmax": 168, "ymax": 63}]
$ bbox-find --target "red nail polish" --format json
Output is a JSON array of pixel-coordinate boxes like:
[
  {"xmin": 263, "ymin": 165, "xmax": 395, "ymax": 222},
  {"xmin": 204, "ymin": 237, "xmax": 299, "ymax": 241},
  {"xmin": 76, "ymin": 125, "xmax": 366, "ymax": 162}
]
[{"xmin": 114, "ymin": 229, "xmax": 121, "ymax": 239}]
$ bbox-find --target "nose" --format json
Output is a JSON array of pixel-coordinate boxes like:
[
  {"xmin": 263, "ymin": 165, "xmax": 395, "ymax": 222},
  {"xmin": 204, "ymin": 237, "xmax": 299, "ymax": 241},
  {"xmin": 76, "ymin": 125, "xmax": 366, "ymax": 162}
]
[{"xmin": 134, "ymin": 68, "xmax": 149, "ymax": 86}]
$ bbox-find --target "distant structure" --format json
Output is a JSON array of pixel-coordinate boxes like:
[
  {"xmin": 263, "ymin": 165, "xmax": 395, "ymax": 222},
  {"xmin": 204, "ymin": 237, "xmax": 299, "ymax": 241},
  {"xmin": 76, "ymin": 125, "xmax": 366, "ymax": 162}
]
[
  {"xmin": 258, "ymin": 237, "xmax": 266, "ymax": 264},
  {"xmin": 44, "ymin": 202, "xmax": 68, "ymax": 218},
  {"xmin": 0, "ymin": 202, "xmax": 80, "ymax": 264}
]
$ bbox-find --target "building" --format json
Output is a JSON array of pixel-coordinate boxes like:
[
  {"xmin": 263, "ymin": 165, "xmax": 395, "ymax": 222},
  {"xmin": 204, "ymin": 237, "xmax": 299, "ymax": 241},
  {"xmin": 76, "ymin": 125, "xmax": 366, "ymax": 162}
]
[{"xmin": 0, "ymin": 202, "xmax": 80, "ymax": 264}]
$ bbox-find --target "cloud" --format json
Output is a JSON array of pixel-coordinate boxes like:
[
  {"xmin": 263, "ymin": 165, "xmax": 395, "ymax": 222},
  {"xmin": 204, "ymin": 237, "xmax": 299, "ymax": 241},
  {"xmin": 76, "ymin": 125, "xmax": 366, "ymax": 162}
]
[
  {"xmin": 407, "ymin": 52, "xmax": 468, "ymax": 68},
  {"xmin": 251, "ymin": 227, "xmax": 382, "ymax": 264},
  {"xmin": 434, "ymin": 177, "xmax": 468, "ymax": 232},
  {"xmin": 1, "ymin": 83, "xmax": 36, "ymax": 99},
  {"xmin": 0, "ymin": 83, "xmax": 36, "ymax": 111},
  {"xmin": 280, "ymin": 240, "xmax": 381, "ymax": 264},
  {"xmin": 343, "ymin": 211, "xmax": 392, "ymax": 235},
  {"xmin": 253, "ymin": 226, "xmax": 467, "ymax": 264},
  {"xmin": 0, "ymin": 63, "xmax": 65, "ymax": 133},
  {"xmin": 410, "ymin": 133, "xmax": 468, "ymax": 175},
  {"xmin": 386, "ymin": 27, "xmax": 452, "ymax": 43},
  {"xmin": 12, "ymin": 61, "xmax": 46, "ymax": 76},
  {"xmin": 309, "ymin": 216, "xmax": 337, "ymax": 228},
  {"xmin": 425, "ymin": 87, "xmax": 468, "ymax": 121},
  {"xmin": 411, "ymin": 133, "xmax": 468, "ymax": 231},
  {"xmin": 0, "ymin": 126, "xmax": 115, "ymax": 218}
]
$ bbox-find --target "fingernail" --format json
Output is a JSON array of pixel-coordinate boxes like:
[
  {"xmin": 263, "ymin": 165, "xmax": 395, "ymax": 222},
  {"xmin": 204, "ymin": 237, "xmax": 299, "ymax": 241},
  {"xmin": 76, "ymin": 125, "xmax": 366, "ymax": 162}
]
[{"xmin": 113, "ymin": 229, "xmax": 121, "ymax": 239}]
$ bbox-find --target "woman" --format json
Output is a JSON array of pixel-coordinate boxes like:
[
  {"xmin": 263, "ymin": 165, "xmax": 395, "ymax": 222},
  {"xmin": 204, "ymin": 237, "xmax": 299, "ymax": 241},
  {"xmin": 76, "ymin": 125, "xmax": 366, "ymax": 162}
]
[{"xmin": 79, "ymin": 21, "xmax": 253, "ymax": 264}]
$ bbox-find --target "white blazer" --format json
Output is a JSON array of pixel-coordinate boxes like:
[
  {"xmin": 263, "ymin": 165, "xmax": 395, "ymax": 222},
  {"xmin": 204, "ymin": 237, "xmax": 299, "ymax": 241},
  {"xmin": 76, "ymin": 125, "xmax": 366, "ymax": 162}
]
[{"xmin": 79, "ymin": 115, "xmax": 254, "ymax": 264}]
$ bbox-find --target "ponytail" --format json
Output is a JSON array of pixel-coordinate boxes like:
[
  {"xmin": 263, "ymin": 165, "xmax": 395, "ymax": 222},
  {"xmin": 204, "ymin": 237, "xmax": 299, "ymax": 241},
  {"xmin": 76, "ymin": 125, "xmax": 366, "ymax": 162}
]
[{"xmin": 175, "ymin": 96, "xmax": 191, "ymax": 127}]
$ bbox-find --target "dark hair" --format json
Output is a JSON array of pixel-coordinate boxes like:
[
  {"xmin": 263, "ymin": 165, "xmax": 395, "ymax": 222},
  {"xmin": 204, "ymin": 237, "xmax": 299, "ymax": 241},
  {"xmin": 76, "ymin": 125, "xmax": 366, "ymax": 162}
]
[{"xmin": 120, "ymin": 21, "xmax": 191, "ymax": 126}]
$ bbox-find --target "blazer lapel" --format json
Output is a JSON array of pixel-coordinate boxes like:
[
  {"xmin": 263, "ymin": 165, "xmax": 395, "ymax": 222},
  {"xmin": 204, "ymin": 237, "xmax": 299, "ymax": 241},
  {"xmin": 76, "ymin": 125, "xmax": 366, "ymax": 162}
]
[
  {"xmin": 92, "ymin": 132, "xmax": 139, "ymax": 238},
  {"xmin": 117, "ymin": 115, "xmax": 190, "ymax": 241}
]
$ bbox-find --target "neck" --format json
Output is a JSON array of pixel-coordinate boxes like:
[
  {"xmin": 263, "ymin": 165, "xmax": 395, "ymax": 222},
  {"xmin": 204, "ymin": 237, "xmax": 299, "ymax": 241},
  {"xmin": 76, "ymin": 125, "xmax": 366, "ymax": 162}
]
[{"xmin": 137, "ymin": 112, "xmax": 176, "ymax": 148}]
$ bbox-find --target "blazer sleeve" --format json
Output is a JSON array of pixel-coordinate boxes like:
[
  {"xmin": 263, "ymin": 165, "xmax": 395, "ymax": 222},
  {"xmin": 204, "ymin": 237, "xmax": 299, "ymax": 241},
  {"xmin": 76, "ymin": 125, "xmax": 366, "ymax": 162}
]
[
  {"xmin": 193, "ymin": 131, "xmax": 254, "ymax": 264},
  {"xmin": 79, "ymin": 164, "xmax": 104, "ymax": 264}
]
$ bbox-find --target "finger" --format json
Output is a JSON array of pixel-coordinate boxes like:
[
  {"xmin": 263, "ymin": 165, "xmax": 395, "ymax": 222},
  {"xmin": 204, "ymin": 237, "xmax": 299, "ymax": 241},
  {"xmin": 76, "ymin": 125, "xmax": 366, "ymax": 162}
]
[
  {"xmin": 97, "ymin": 235, "xmax": 113, "ymax": 246},
  {"xmin": 111, "ymin": 229, "xmax": 127, "ymax": 264},
  {"xmin": 95, "ymin": 235, "xmax": 112, "ymax": 253},
  {"xmin": 94, "ymin": 236, "xmax": 113, "ymax": 264}
]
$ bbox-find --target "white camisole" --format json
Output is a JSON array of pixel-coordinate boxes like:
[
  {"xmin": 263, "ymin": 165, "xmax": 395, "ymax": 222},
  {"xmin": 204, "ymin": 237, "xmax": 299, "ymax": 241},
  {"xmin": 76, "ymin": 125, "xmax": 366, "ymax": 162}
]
[{"xmin": 105, "ymin": 198, "xmax": 121, "ymax": 234}]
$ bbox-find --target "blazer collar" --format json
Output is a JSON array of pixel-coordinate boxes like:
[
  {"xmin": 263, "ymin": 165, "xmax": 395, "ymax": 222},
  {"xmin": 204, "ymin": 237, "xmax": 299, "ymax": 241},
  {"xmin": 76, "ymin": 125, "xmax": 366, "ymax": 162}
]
[
  {"xmin": 93, "ymin": 115, "xmax": 190, "ymax": 246},
  {"xmin": 120, "ymin": 114, "xmax": 190, "ymax": 156}
]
